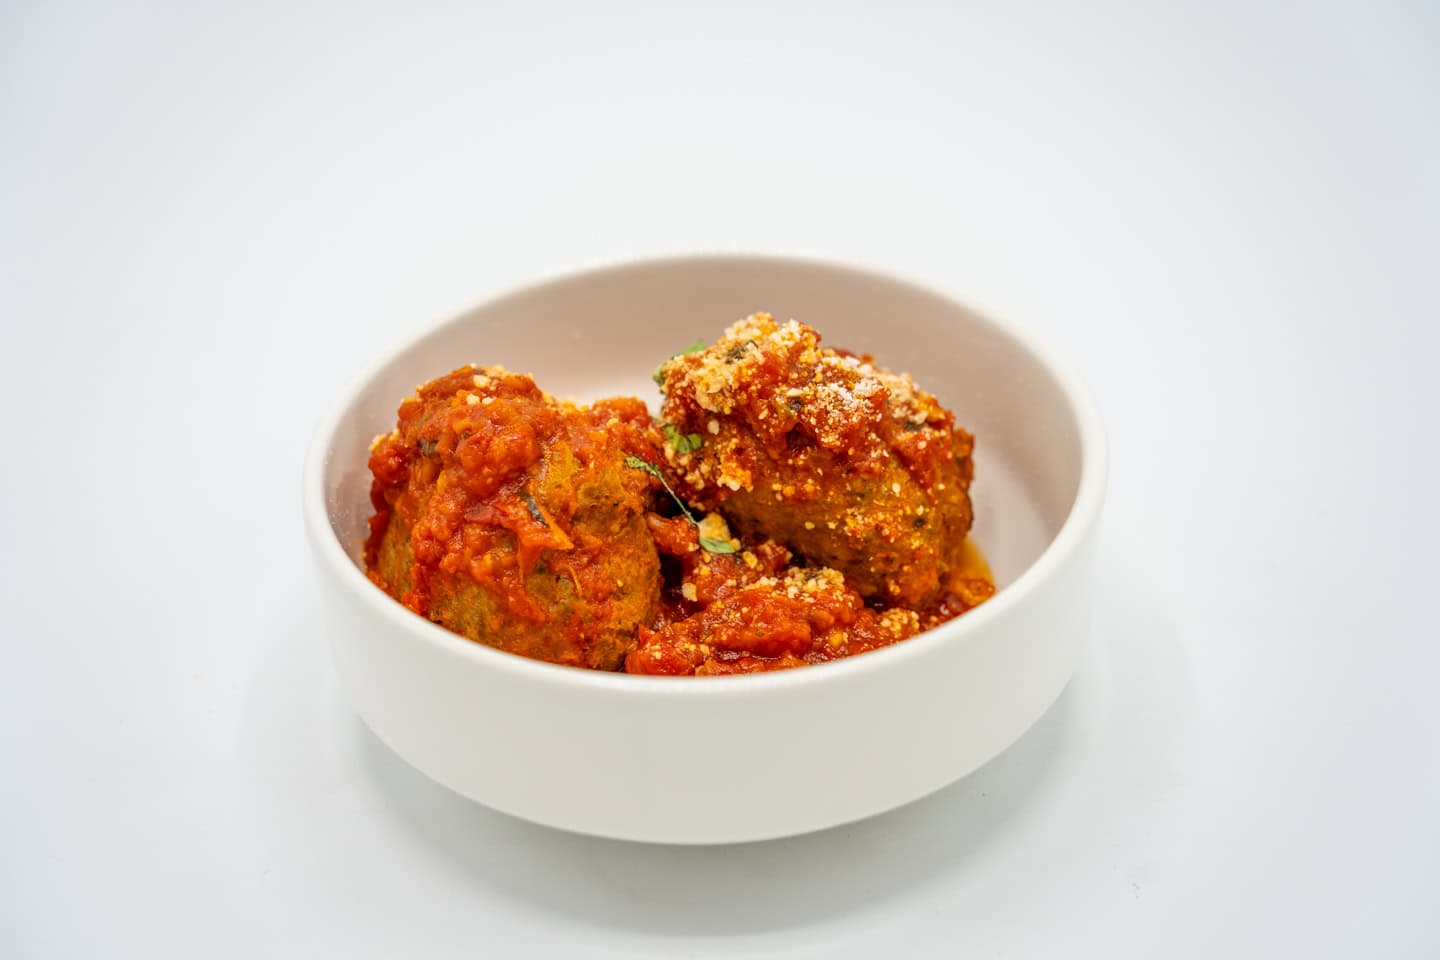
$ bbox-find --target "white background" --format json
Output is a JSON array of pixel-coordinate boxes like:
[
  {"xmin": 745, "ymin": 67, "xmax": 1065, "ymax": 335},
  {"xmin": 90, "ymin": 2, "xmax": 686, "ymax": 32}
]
[{"xmin": 3, "ymin": 1, "xmax": 1438, "ymax": 956}]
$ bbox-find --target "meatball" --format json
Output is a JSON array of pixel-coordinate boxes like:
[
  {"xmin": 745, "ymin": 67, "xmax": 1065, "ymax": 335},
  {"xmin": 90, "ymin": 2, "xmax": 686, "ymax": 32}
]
[
  {"xmin": 654, "ymin": 314, "xmax": 975, "ymax": 606},
  {"xmin": 365, "ymin": 366, "xmax": 661, "ymax": 670},
  {"xmin": 626, "ymin": 513, "xmax": 920, "ymax": 676}
]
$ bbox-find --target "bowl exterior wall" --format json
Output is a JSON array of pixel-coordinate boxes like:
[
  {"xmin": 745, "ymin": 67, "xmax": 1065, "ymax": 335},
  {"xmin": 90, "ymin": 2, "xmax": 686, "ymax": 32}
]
[{"xmin": 313, "ymin": 523, "xmax": 1096, "ymax": 844}]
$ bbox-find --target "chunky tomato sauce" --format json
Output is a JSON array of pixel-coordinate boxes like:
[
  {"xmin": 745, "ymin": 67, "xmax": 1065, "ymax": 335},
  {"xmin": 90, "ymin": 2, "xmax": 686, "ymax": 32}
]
[{"xmin": 623, "ymin": 513, "xmax": 994, "ymax": 675}]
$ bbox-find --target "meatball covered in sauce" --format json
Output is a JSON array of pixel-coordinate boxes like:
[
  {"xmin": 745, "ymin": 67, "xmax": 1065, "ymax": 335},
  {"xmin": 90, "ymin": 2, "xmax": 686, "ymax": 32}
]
[
  {"xmin": 654, "ymin": 314, "xmax": 975, "ymax": 607},
  {"xmin": 364, "ymin": 366, "xmax": 661, "ymax": 670}
]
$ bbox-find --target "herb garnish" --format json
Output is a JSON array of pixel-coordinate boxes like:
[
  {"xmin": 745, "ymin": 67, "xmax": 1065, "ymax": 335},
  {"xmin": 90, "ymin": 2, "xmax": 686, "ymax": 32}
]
[
  {"xmin": 724, "ymin": 339, "xmax": 758, "ymax": 363},
  {"xmin": 418, "ymin": 437, "xmax": 438, "ymax": 456},
  {"xmin": 651, "ymin": 340, "xmax": 708, "ymax": 388},
  {"xmin": 522, "ymin": 490, "xmax": 547, "ymax": 526},
  {"xmin": 662, "ymin": 422, "xmax": 703, "ymax": 455},
  {"xmin": 623, "ymin": 455, "xmax": 736, "ymax": 554}
]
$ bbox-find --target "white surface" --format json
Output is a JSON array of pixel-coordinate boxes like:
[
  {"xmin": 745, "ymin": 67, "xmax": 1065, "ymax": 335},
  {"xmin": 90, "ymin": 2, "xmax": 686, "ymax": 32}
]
[
  {"xmin": 306, "ymin": 256, "xmax": 1105, "ymax": 843},
  {"xmin": 2, "ymin": 0, "xmax": 1437, "ymax": 955}
]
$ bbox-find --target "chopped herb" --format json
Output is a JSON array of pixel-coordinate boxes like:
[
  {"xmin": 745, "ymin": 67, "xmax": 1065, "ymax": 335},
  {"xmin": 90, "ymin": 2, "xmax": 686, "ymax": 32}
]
[
  {"xmin": 522, "ymin": 490, "xmax": 547, "ymax": 526},
  {"xmin": 662, "ymin": 422, "xmax": 703, "ymax": 455},
  {"xmin": 624, "ymin": 455, "xmax": 694, "ymax": 523},
  {"xmin": 624, "ymin": 454, "xmax": 666, "ymax": 481},
  {"xmin": 912, "ymin": 515, "xmax": 927, "ymax": 528},
  {"xmin": 698, "ymin": 537, "xmax": 737, "ymax": 554},
  {"xmin": 651, "ymin": 339, "xmax": 709, "ymax": 387},
  {"xmin": 418, "ymin": 437, "xmax": 438, "ymax": 456},
  {"xmin": 624, "ymin": 454, "xmax": 733, "ymax": 554},
  {"xmin": 724, "ymin": 339, "xmax": 758, "ymax": 363}
]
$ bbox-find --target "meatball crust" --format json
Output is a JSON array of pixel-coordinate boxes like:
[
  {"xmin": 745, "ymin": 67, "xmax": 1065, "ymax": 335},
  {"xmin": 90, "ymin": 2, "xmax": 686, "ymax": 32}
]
[
  {"xmin": 364, "ymin": 366, "xmax": 661, "ymax": 670},
  {"xmin": 655, "ymin": 314, "xmax": 974, "ymax": 606}
]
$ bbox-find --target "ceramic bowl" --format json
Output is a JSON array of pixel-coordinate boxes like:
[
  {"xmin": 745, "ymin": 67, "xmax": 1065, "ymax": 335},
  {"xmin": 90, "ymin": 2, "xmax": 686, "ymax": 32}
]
[{"xmin": 303, "ymin": 254, "xmax": 1106, "ymax": 844}]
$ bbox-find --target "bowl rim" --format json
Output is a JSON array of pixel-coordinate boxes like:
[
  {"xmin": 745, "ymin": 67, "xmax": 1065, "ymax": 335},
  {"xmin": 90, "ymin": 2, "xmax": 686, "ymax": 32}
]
[{"xmin": 302, "ymin": 252, "xmax": 1108, "ymax": 698}]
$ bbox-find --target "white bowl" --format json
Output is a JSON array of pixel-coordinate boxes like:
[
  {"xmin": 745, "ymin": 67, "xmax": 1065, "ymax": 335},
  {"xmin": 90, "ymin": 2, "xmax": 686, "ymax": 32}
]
[{"xmin": 303, "ymin": 255, "xmax": 1107, "ymax": 844}]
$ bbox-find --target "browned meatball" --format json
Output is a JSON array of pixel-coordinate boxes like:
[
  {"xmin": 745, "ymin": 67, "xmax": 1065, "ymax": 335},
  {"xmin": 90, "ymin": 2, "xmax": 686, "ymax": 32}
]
[
  {"xmin": 654, "ymin": 314, "xmax": 974, "ymax": 606},
  {"xmin": 365, "ymin": 366, "xmax": 661, "ymax": 670}
]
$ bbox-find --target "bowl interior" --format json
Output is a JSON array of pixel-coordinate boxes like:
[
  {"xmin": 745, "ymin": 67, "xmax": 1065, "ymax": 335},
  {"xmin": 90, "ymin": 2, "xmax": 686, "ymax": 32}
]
[{"xmin": 321, "ymin": 256, "xmax": 1084, "ymax": 601}]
